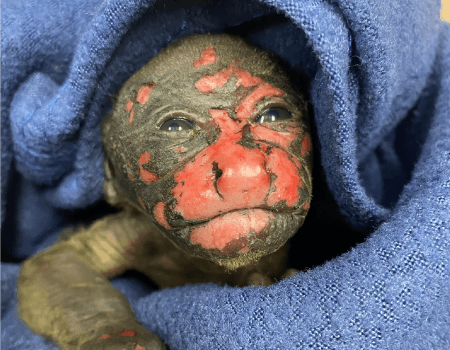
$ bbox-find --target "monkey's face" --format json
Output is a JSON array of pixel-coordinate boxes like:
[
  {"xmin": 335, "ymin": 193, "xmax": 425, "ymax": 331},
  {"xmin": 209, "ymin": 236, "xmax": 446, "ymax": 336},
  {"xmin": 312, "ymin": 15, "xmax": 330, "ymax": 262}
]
[{"xmin": 103, "ymin": 35, "xmax": 312, "ymax": 267}]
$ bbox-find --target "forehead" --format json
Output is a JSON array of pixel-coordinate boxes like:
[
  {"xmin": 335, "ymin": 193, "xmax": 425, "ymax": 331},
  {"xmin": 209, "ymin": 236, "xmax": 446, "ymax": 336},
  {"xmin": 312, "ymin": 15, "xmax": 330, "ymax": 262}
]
[{"xmin": 111, "ymin": 35, "xmax": 293, "ymax": 131}]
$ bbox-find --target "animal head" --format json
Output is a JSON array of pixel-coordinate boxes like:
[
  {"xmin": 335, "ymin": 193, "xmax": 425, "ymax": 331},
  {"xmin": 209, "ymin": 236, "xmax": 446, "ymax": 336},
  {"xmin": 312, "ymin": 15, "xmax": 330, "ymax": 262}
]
[{"xmin": 102, "ymin": 34, "xmax": 312, "ymax": 269}]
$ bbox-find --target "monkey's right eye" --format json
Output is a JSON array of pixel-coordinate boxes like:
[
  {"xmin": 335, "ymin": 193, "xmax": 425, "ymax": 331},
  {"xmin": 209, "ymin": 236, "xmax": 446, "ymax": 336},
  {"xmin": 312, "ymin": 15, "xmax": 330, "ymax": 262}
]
[{"xmin": 159, "ymin": 118, "xmax": 197, "ymax": 131}]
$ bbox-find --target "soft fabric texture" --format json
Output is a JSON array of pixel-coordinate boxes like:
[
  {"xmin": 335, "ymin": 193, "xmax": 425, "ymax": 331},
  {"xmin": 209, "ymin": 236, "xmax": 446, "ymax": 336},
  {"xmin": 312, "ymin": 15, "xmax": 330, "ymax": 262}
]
[{"xmin": 1, "ymin": 0, "xmax": 449, "ymax": 349}]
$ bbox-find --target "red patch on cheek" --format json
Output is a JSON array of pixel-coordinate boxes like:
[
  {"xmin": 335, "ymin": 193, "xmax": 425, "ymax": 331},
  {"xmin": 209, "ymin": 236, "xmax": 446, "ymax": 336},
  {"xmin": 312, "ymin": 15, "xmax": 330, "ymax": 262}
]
[
  {"xmin": 140, "ymin": 168, "xmax": 159, "ymax": 183},
  {"xmin": 139, "ymin": 152, "xmax": 150, "ymax": 165},
  {"xmin": 301, "ymin": 134, "xmax": 311, "ymax": 157},
  {"xmin": 190, "ymin": 209, "xmax": 273, "ymax": 250},
  {"xmin": 265, "ymin": 148, "xmax": 302, "ymax": 207},
  {"xmin": 138, "ymin": 152, "xmax": 159, "ymax": 183},
  {"xmin": 195, "ymin": 65, "xmax": 263, "ymax": 93},
  {"xmin": 153, "ymin": 202, "xmax": 172, "ymax": 230},
  {"xmin": 136, "ymin": 83, "xmax": 155, "ymax": 104},
  {"xmin": 194, "ymin": 45, "xmax": 219, "ymax": 67}
]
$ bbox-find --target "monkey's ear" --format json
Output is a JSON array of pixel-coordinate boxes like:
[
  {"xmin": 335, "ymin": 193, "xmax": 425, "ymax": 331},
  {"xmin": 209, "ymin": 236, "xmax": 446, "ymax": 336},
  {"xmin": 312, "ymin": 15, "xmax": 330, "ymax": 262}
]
[{"xmin": 103, "ymin": 157, "xmax": 127, "ymax": 207}]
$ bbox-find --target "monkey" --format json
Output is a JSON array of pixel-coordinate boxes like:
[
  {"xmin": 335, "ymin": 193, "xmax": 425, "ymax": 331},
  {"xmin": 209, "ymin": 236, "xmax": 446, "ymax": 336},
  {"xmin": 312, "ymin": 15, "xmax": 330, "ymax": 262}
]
[{"xmin": 17, "ymin": 34, "xmax": 313, "ymax": 350}]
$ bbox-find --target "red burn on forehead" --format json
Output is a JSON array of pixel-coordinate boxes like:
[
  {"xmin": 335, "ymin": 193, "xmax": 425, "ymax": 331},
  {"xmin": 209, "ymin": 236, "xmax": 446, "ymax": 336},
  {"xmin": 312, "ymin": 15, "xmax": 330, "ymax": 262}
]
[
  {"xmin": 195, "ymin": 64, "xmax": 285, "ymax": 122},
  {"xmin": 136, "ymin": 83, "xmax": 155, "ymax": 104},
  {"xmin": 194, "ymin": 45, "xmax": 219, "ymax": 68},
  {"xmin": 195, "ymin": 64, "xmax": 263, "ymax": 93},
  {"xmin": 235, "ymin": 83, "xmax": 285, "ymax": 122}
]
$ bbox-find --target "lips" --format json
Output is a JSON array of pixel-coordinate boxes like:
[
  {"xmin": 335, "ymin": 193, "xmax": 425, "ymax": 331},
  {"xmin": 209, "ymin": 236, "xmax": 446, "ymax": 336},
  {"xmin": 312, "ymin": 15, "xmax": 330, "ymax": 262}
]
[{"xmin": 162, "ymin": 207, "xmax": 307, "ymax": 259}]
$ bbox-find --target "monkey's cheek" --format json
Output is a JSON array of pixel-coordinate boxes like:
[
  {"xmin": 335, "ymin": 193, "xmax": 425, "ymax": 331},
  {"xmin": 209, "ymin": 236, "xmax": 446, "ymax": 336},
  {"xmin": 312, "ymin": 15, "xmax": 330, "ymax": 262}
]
[{"xmin": 174, "ymin": 209, "xmax": 306, "ymax": 260}]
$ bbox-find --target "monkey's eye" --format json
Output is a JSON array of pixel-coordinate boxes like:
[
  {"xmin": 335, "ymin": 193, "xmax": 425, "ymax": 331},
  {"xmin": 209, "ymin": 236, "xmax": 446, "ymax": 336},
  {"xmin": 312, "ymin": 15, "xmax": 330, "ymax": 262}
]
[
  {"xmin": 254, "ymin": 107, "xmax": 293, "ymax": 123},
  {"xmin": 159, "ymin": 118, "xmax": 197, "ymax": 131}
]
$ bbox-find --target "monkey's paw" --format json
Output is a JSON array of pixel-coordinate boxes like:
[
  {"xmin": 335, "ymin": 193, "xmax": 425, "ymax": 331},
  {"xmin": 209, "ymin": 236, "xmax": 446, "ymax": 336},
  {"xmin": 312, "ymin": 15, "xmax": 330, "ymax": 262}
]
[{"xmin": 80, "ymin": 323, "xmax": 166, "ymax": 350}]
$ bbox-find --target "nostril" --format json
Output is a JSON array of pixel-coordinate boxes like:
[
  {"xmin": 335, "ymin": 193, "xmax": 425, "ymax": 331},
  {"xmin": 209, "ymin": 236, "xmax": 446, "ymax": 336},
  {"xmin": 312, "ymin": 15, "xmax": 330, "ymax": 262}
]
[
  {"xmin": 212, "ymin": 161, "xmax": 223, "ymax": 180},
  {"xmin": 212, "ymin": 161, "xmax": 224, "ymax": 199}
]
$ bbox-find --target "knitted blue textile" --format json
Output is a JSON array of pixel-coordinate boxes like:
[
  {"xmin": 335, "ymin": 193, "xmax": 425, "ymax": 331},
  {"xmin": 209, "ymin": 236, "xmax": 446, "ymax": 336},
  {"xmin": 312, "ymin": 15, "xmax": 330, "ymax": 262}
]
[{"xmin": 2, "ymin": 0, "xmax": 450, "ymax": 349}]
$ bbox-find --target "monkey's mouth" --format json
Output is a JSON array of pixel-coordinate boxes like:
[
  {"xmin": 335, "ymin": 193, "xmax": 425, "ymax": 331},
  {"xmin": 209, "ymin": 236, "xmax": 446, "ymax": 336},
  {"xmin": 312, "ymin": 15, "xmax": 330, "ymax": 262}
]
[{"xmin": 167, "ymin": 206, "xmax": 307, "ymax": 260}]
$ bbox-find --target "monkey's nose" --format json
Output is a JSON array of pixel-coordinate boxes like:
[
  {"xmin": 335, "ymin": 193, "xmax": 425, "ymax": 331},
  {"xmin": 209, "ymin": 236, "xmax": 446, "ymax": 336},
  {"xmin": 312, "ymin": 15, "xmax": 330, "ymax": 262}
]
[{"xmin": 214, "ymin": 147, "xmax": 271, "ymax": 205}]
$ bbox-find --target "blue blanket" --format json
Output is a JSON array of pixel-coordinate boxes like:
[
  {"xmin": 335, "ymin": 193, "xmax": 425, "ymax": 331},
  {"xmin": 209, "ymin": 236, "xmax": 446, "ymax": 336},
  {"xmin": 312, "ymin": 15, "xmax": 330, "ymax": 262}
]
[{"xmin": 2, "ymin": 0, "xmax": 449, "ymax": 349}]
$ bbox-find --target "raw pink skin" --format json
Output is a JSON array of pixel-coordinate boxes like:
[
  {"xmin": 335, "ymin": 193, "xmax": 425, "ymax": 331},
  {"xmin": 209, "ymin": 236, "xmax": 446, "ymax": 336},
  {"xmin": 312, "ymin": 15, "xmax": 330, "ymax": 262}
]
[
  {"xmin": 125, "ymin": 100, "xmax": 134, "ymax": 124},
  {"xmin": 136, "ymin": 84, "xmax": 155, "ymax": 104},
  {"xmin": 153, "ymin": 202, "xmax": 172, "ymax": 230},
  {"xmin": 193, "ymin": 45, "xmax": 219, "ymax": 67},
  {"xmin": 138, "ymin": 152, "xmax": 159, "ymax": 184},
  {"xmin": 190, "ymin": 209, "xmax": 274, "ymax": 250}
]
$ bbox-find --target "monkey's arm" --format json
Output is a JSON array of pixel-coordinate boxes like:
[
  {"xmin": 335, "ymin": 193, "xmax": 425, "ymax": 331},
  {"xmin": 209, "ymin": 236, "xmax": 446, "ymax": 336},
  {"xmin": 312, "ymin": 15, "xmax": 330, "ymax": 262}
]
[{"xmin": 17, "ymin": 209, "xmax": 165, "ymax": 350}]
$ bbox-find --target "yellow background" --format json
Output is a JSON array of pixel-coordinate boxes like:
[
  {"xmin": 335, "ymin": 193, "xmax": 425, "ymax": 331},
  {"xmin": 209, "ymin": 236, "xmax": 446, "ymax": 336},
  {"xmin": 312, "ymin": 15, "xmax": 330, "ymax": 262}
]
[{"xmin": 443, "ymin": 0, "xmax": 450, "ymax": 22}]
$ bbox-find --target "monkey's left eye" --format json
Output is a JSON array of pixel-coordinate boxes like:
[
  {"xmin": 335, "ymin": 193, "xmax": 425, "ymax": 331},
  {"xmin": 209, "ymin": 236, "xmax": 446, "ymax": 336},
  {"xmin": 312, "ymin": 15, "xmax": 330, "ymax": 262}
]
[
  {"xmin": 254, "ymin": 107, "xmax": 293, "ymax": 123},
  {"xmin": 159, "ymin": 118, "xmax": 197, "ymax": 131}
]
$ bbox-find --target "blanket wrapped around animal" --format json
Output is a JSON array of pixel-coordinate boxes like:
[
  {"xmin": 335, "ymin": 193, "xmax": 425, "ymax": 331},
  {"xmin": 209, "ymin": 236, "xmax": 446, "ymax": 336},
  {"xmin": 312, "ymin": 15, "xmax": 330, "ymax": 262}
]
[{"xmin": 1, "ymin": 0, "xmax": 449, "ymax": 349}]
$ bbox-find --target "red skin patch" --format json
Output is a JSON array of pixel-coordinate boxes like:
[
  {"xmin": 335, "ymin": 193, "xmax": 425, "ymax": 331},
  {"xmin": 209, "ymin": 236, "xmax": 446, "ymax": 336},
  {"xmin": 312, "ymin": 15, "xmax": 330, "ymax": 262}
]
[
  {"xmin": 265, "ymin": 148, "xmax": 302, "ymax": 207},
  {"xmin": 138, "ymin": 152, "xmax": 159, "ymax": 183},
  {"xmin": 303, "ymin": 202, "xmax": 310, "ymax": 210},
  {"xmin": 139, "ymin": 152, "xmax": 151, "ymax": 165},
  {"xmin": 135, "ymin": 345, "xmax": 146, "ymax": 350},
  {"xmin": 250, "ymin": 123, "xmax": 298, "ymax": 149},
  {"xmin": 301, "ymin": 134, "xmax": 311, "ymax": 157},
  {"xmin": 153, "ymin": 202, "xmax": 172, "ymax": 230},
  {"xmin": 195, "ymin": 64, "xmax": 263, "ymax": 93},
  {"xmin": 136, "ymin": 83, "xmax": 155, "ymax": 104},
  {"xmin": 128, "ymin": 173, "xmax": 135, "ymax": 181},
  {"xmin": 190, "ymin": 209, "xmax": 273, "ymax": 250},
  {"xmin": 140, "ymin": 168, "xmax": 159, "ymax": 183},
  {"xmin": 173, "ymin": 147, "xmax": 188, "ymax": 153},
  {"xmin": 235, "ymin": 83, "xmax": 285, "ymax": 122},
  {"xmin": 194, "ymin": 45, "xmax": 219, "ymax": 67},
  {"xmin": 97, "ymin": 334, "xmax": 111, "ymax": 341},
  {"xmin": 120, "ymin": 330, "xmax": 136, "ymax": 336},
  {"xmin": 126, "ymin": 100, "xmax": 134, "ymax": 124}
]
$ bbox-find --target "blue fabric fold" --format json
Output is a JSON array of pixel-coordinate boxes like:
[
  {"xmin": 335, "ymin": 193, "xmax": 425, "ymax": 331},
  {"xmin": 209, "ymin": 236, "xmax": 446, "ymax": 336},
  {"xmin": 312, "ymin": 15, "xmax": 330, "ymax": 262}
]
[{"xmin": 2, "ymin": 0, "xmax": 449, "ymax": 349}]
